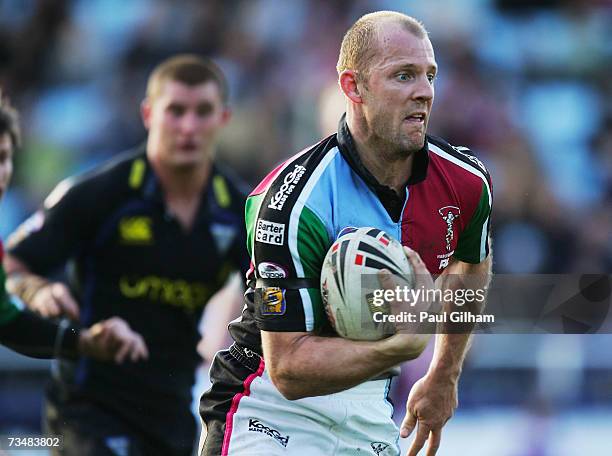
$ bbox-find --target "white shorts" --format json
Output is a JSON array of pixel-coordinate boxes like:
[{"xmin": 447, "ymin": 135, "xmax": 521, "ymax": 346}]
[{"xmin": 215, "ymin": 366, "xmax": 400, "ymax": 456}]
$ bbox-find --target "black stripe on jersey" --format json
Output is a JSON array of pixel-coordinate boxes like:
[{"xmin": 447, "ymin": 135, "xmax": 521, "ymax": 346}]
[
  {"xmin": 253, "ymin": 133, "xmax": 338, "ymax": 279},
  {"xmin": 427, "ymin": 135, "xmax": 491, "ymax": 185},
  {"xmin": 358, "ymin": 241, "xmax": 395, "ymax": 265}
]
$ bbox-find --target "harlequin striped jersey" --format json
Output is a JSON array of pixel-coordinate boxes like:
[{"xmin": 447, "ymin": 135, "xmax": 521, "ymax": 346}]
[{"xmin": 228, "ymin": 115, "xmax": 492, "ymax": 350}]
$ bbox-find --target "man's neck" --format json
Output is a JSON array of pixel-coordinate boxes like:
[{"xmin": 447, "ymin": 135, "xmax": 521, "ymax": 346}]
[
  {"xmin": 347, "ymin": 114, "xmax": 415, "ymax": 195},
  {"xmin": 149, "ymin": 157, "xmax": 211, "ymax": 201},
  {"xmin": 148, "ymin": 156, "xmax": 212, "ymax": 232}
]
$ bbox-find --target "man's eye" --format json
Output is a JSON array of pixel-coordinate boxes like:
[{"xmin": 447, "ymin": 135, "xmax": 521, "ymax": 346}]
[
  {"xmin": 427, "ymin": 74, "xmax": 436, "ymax": 83},
  {"xmin": 197, "ymin": 105, "xmax": 213, "ymax": 116},
  {"xmin": 397, "ymin": 73, "xmax": 412, "ymax": 82},
  {"xmin": 168, "ymin": 105, "xmax": 185, "ymax": 116}
]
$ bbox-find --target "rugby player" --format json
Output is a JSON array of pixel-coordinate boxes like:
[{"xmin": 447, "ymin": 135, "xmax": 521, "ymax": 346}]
[
  {"xmin": 4, "ymin": 56, "xmax": 248, "ymax": 455},
  {"xmin": 0, "ymin": 93, "xmax": 148, "ymax": 362},
  {"xmin": 199, "ymin": 12, "xmax": 492, "ymax": 456}
]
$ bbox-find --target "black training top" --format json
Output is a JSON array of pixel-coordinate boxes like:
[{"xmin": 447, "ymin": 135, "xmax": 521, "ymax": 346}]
[{"xmin": 8, "ymin": 147, "xmax": 249, "ymax": 436}]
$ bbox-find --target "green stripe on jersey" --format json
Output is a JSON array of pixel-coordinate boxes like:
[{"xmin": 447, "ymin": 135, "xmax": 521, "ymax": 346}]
[
  {"xmin": 454, "ymin": 182, "xmax": 491, "ymax": 263},
  {"xmin": 296, "ymin": 206, "xmax": 330, "ymax": 330},
  {"xmin": 245, "ymin": 193, "xmax": 266, "ymax": 259}
]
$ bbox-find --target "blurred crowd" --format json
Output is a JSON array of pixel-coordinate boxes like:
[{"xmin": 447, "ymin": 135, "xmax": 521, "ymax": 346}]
[
  {"xmin": 0, "ymin": 0, "xmax": 610, "ymax": 274},
  {"xmin": 0, "ymin": 1, "xmax": 611, "ymax": 446}
]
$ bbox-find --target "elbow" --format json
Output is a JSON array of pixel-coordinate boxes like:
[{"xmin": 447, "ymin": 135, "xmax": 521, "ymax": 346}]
[
  {"xmin": 404, "ymin": 335, "xmax": 432, "ymax": 361},
  {"xmin": 267, "ymin": 364, "xmax": 305, "ymax": 401}
]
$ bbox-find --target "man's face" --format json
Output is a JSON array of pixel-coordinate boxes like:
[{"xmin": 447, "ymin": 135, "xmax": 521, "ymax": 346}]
[
  {"xmin": 358, "ymin": 26, "xmax": 437, "ymax": 156},
  {"xmin": 0, "ymin": 133, "xmax": 14, "ymax": 202},
  {"xmin": 142, "ymin": 80, "xmax": 230, "ymax": 169}
]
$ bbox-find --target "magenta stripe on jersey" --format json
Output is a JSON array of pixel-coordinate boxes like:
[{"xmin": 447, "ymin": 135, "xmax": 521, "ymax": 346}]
[{"xmin": 221, "ymin": 358, "xmax": 266, "ymax": 455}]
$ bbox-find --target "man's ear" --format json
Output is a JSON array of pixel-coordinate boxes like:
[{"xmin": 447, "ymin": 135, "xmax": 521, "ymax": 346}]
[
  {"xmin": 339, "ymin": 70, "xmax": 363, "ymax": 104},
  {"xmin": 140, "ymin": 99, "xmax": 151, "ymax": 130},
  {"xmin": 220, "ymin": 106, "xmax": 232, "ymax": 126}
]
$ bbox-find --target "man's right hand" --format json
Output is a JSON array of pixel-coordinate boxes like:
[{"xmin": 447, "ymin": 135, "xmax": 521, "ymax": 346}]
[{"xmin": 30, "ymin": 282, "xmax": 80, "ymax": 320}]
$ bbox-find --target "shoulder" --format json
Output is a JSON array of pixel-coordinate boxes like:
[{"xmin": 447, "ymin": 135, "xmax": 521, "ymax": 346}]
[
  {"xmin": 246, "ymin": 135, "xmax": 338, "ymax": 252},
  {"xmin": 43, "ymin": 148, "xmax": 146, "ymax": 210},
  {"xmin": 210, "ymin": 161, "xmax": 250, "ymax": 215},
  {"xmin": 426, "ymin": 135, "xmax": 491, "ymax": 186},
  {"xmin": 250, "ymin": 134, "xmax": 339, "ymax": 220}
]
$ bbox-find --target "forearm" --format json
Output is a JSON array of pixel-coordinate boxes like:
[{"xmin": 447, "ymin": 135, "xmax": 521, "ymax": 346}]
[
  {"xmin": 263, "ymin": 331, "xmax": 413, "ymax": 399},
  {"xmin": 429, "ymin": 257, "xmax": 492, "ymax": 382},
  {"xmin": 0, "ymin": 310, "xmax": 79, "ymax": 359},
  {"xmin": 4, "ymin": 255, "xmax": 48, "ymax": 307}
]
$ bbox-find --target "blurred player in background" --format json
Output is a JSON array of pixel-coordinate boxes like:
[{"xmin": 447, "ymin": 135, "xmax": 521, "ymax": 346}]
[
  {"xmin": 199, "ymin": 11, "xmax": 492, "ymax": 456},
  {"xmin": 4, "ymin": 55, "xmax": 249, "ymax": 456},
  {"xmin": 0, "ymin": 92, "xmax": 148, "ymax": 363}
]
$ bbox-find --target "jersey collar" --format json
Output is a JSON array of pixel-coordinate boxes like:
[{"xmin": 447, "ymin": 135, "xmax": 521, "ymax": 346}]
[{"xmin": 336, "ymin": 113, "xmax": 430, "ymax": 189}]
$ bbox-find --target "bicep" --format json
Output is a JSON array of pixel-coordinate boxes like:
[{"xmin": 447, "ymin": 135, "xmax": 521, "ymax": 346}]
[{"xmin": 250, "ymin": 204, "xmax": 331, "ymax": 333}]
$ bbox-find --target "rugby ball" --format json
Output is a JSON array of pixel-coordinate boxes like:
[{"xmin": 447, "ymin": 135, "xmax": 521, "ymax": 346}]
[{"xmin": 320, "ymin": 227, "xmax": 414, "ymax": 341}]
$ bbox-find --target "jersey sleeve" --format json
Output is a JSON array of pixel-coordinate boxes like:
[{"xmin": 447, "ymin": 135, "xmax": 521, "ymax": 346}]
[
  {"xmin": 7, "ymin": 177, "xmax": 94, "ymax": 275},
  {"xmin": 454, "ymin": 171, "xmax": 493, "ymax": 264},
  {"xmin": 246, "ymin": 191, "xmax": 331, "ymax": 333}
]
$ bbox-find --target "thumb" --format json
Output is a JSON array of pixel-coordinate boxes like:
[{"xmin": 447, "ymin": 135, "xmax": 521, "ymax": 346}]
[{"xmin": 400, "ymin": 410, "xmax": 418, "ymax": 438}]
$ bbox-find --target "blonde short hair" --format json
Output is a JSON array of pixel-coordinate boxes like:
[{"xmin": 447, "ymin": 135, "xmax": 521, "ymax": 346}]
[{"xmin": 336, "ymin": 11, "xmax": 428, "ymax": 79}]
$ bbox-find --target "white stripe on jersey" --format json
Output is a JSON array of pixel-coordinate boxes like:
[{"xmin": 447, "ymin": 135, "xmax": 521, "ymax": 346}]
[{"xmin": 288, "ymin": 147, "xmax": 339, "ymax": 331}]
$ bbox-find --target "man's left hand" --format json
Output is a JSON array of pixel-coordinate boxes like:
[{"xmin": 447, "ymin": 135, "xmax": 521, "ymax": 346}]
[
  {"xmin": 401, "ymin": 374, "xmax": 458, "ymax": 456},
  {"xmin": 78, "ymin": 317, "xmax": 149, "ymax": 363}
]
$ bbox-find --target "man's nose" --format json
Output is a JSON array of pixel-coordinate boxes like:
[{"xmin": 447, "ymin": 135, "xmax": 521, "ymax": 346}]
[
  {"xmin": 412, "ymin": 75, "xmax": 434, "ymax": 102},
  {"xmin": 178, "ymin": 111, "xmax": 200, "ymax": 133}
]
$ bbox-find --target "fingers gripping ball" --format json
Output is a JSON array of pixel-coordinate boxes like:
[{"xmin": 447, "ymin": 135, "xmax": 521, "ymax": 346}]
[{"xmin": 320, "ymin": 227, "xmax": 414, "ymax": 340}]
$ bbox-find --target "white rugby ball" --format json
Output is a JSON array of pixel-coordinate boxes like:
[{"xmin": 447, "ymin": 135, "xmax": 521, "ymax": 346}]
[{"xmin": 320, "ymin": 227, "xmax": 414, "ymax": 341}]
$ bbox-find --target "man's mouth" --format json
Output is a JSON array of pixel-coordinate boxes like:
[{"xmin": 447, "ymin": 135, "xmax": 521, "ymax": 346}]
[
  {"xmin": 405, "ymin": 112, "xmax": 426, "ymax": 124},
  {"xmin": 178, "ymin": 141, "xmax": 197, "ymax": 151}
]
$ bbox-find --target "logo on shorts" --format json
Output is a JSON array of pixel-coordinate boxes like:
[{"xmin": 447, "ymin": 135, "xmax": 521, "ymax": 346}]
[
  {"xmin": 255, "ymin": 219, "xmax": 285, "ymax": 245},
  {"xmin": 261, "ymin": 287, "xmax": 286, "ymax": 315},
  {"xmin": 370, "ymin": 441, "xmax": 391, "ymax": 455},
  {"xmin": 248, "ymin": 418, "xmax": 290, "ymax": 448},
  {"xmin": 268, "ymin": 165, "xmax": 306, "ymax": 211}
]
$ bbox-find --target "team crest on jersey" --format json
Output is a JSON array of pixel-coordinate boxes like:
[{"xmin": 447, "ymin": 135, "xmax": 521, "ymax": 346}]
[
  {"xmin": 119, "ymin": 216, "xmax": 153, "ymax": 244},
  {"xmin": 438, "ymin": 206, "xmax": 460, "ymax": 252},
  {"xmin": 261, "ymin": 287, "xmax": 286, "ymax": 315}
]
